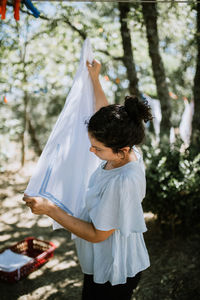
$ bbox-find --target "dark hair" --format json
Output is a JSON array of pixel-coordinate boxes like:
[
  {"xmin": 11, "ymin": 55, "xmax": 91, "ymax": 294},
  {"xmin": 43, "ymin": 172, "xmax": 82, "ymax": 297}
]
[{"xmin": 86, "ymin": 95, "xmax": 153, "ymax": 153}]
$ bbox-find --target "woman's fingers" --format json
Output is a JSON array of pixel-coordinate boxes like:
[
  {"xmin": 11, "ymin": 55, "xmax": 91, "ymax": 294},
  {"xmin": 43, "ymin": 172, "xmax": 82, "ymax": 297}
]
[
  {"xmin": 23, "ymin": 196, "xmax": 36, "ymax": 210},
  {"xmin": 23, "ymin": 197, "xmax": 37, "ymax": 213},
  {"xmin": 23, "ymin": 196, "xmax": 34, "ymax": 202},
  {"xmin": 22, "ymin": 196, "xmax": 52, "ymax": 215},
  {"xmin": 86, "ymin": 59, "xmax": 101, "ymax": 68},
  {"xmin": 93, "ymin": 59, "xmax": 101, "ymax": 67},
  {"xmin": 86, "ymin": 59, "xmax": 101, "ymax": 81},
  {"xmin": 86, "ymin": 60, "xmax": 92, "ymax": 67}
]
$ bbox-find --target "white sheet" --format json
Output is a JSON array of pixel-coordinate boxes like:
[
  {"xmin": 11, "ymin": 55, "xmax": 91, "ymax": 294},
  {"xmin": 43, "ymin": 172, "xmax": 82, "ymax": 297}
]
[
  {"xmin": 0, "ymin": 249, "xmax": 33, "ymax": 272},
  {"xmin": 25, "ymin": 38, "xmax": 101, "ymax": 229}
]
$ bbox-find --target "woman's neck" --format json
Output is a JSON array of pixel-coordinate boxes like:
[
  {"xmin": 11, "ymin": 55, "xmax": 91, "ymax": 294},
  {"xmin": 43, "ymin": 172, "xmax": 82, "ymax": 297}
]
[{"xmin": 105, "ymin": 149, "xmax": 138, "ymax": 170}]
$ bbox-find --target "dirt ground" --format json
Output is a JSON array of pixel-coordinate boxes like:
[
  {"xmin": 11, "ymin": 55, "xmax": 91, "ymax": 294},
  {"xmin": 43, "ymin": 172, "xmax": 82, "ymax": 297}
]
[{"xmin": 0, "ymin": 160, "xmax": 200, "ymax": 300}]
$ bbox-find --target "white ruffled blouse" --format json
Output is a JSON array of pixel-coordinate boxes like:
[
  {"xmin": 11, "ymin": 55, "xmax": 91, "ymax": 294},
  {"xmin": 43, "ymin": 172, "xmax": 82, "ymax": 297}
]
[{"xmin": 75, "ymin": 149, "xmax": 150, "ymax": 285}]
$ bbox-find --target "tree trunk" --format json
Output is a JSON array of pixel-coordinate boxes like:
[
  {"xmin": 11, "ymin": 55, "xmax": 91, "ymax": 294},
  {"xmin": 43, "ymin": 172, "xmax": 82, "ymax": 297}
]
[
  {"xmin": 118, "ymin": 2, "xmax": 140, "ymax": 98},
  {"xmin": 191, "ymin": 3, "xmax": 200, "ymax": 153},
  {"xmin": 21, "ymin": 91, "xmax": 28, "ymax": 167},
  {"xmin": 142, "ymin": 2, "xmax": 171, "ymax": 139}
]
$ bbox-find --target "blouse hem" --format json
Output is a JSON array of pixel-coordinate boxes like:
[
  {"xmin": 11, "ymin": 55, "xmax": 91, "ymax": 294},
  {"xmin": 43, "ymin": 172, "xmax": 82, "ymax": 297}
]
[{"xmin": 82, "ymin": 263, "xmax": 150, "ymax": 286}]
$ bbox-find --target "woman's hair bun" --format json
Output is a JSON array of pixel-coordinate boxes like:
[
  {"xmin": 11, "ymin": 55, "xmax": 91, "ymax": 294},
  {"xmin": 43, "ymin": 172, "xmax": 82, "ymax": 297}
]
[{"xmin": 124, "ymin": 95, "xmax": 153, "ymax": 124}]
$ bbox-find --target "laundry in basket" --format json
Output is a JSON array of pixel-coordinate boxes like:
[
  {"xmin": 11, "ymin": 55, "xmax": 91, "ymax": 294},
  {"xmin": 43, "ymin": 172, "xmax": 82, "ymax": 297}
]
[{"xmin": 0, "ymin": 249, "xmax": 33, "ymax": 272}]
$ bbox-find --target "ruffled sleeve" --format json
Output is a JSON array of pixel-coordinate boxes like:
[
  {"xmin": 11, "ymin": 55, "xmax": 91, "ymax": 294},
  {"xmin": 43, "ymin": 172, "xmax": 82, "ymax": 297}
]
[{"xmin": 88, "ymin": 173, "xmax": 147, "ymax": 237}]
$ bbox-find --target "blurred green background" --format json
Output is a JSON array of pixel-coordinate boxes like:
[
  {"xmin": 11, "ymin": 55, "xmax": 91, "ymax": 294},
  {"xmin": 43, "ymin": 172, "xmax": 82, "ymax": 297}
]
[{"xmin": 0, "ymin": 1, "xmax": 200, "ymax": 299}]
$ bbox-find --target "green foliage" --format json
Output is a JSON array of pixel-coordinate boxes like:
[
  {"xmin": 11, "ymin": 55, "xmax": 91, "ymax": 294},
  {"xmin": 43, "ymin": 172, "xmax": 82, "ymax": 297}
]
[
  {"xmin": 0, "ymin": 2, "xmax": 198, "ymax": 166},
  {"xmin": 142, "ymin": 142, "xmax": 200, "ymax": 234}
]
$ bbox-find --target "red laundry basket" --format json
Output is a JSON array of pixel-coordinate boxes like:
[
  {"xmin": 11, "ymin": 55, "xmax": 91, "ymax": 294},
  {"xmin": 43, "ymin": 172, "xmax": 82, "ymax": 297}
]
[{"xmin": 0, "ymin": 237, "xmax": 56, "ymax": 283}]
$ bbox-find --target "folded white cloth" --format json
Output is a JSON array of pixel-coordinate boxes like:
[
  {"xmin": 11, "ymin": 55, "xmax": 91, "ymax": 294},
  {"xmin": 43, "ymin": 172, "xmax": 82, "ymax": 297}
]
[
  {"xmin": 24, "ymin": 38, "xmax": 100, "ymax": 230},
  {"xmin": 0, "ymin": 249, "xmax": 33, "ymax": 272}
]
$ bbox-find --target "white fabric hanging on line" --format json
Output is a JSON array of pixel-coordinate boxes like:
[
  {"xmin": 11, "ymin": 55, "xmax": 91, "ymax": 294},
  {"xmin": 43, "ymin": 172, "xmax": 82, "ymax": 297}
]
[
  {"xmin": 25, "ymin": 38, "xmax": 101, "ymax": 230},
  {"xmin": 179, "ymin": 100, "xmax": 194, "ymax": 146},
  {"xmin": 143, "ymin": 94, "xmax": 162, "ymax": 143}
]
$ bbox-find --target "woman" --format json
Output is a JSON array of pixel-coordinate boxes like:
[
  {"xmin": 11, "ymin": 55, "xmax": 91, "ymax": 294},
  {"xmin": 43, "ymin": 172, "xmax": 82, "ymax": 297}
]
[{"xmin": 23, "ymin": 60, "xmax": 152, "ymax": 300}]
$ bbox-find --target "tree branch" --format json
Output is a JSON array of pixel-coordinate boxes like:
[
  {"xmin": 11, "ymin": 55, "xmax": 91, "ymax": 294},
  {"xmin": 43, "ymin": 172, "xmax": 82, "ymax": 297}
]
[
  {"xmin": 97, "ymin": 49, "xmax": 123, "ymax": 61},
  {"xmin": 19, "ymin": 6, "xmax": 123, "ymax": 61}
]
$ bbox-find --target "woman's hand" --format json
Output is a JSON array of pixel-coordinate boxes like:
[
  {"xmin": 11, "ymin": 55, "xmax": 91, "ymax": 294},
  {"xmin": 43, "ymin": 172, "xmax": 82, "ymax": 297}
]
[
  {"xmin": 86, "ymin": 59, "xmax": 101, "ymax": 83},
  {"xmin": 23, "ymin": 194, "xmax": 54, "ymax": 215},
  {"xmin": 23, "ymin": 194, "xmax": 115, "ymax": 243},
  {"xmin": 86, "ymin": 59, "xmax": 108, "ymax": 111}
]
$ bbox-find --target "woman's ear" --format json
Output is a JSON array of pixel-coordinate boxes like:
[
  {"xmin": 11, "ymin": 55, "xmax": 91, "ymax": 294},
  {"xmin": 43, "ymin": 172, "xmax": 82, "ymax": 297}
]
[
  {"xmin": 117, "ymin": 147, "xmax": 130, "ymax": 159},
  {"xmin": 120, "ymin": 146, "xmax": 131, "ymax": 154}
]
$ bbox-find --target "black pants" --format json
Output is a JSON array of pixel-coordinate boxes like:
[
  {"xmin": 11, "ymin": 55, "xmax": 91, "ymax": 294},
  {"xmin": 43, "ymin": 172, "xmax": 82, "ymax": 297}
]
[{"xmin": 82, "ymin": 272, "xmax": 142, "ymax": 300}]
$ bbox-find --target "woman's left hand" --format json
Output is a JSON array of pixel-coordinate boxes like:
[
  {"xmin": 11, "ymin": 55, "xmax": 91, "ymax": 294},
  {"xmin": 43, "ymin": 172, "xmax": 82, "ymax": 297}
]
[
  {"xmin": 86, "ymin": 59, "xmax": 101, "ymax": 82},
  {"xmin": 23, "ymin": 194, "xmax": 53, "ymax": 215}
]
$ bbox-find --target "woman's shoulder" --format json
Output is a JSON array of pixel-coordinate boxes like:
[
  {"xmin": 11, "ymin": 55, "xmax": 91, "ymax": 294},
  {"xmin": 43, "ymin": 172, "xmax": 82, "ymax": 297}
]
[
  {"xmin": 89, "ymin": 148, "xmax": 145, "ymax": 188},
  {"xmin": 100, "ymin": 161, "xmax": 146, "ymax": 202},
  {"xmin": 101, "ymin": 167, "xmax": 143, "ymax": 193}
]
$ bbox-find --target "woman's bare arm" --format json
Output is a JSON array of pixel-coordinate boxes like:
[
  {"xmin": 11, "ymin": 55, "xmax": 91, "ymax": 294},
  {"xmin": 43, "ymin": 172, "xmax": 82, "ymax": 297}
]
[
  {"xmin": 23, "ymin": 195, "xmax": 115, "ymax": 243},
  {"xmin": 47, "ymin": 203, "xmax": 115, "ymax": 243},
  {"xmin": 87, "ymin": 60, "xmax": 109, "ymax": 111}
]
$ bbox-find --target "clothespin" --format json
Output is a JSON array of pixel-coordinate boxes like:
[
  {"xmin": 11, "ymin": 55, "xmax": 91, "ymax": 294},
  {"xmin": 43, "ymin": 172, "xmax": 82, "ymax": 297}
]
[
  {"xmin": 14, "ymin": 0, "xmax": 21, "ymax": 21},
  {"xmin": 115, "ymin": 78, "xmax": 120, "ymax": 84},
  {"xmin": 23, "ymin": 0, "xmax": 40, "ymax": 18},
  {"xmin": 0, "ymin": 0, "xmax": 40, "ymax": 20},
  {"xmin": 0, "ymin": 0, "xmax": 7, "ymax": 20},
  {"xmin": 169, "ymin": 91, "xmax": 178, "ymax": 100},
  {"xmin": 4, "ymin": 96, "xmax": 8, "ymax": 103}
]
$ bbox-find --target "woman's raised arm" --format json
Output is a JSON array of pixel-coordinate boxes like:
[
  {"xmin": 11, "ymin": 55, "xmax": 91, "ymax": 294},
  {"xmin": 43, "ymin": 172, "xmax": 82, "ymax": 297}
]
[{"xmin": 87, "ymin": 59, "xmax": 109, "ymax": 111}]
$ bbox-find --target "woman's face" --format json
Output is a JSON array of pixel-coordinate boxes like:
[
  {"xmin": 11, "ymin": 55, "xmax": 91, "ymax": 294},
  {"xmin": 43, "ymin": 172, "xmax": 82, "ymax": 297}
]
[{"xmin": 88, "ymin": 133, "xmax": 119, "ymax": 161}]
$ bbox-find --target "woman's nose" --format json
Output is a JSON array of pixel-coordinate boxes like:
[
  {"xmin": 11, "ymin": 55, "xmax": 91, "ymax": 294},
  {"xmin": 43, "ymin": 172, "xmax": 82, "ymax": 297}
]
[{"xmin": 90, "ymin": 146, "xmax": 95, "ymax": 153}]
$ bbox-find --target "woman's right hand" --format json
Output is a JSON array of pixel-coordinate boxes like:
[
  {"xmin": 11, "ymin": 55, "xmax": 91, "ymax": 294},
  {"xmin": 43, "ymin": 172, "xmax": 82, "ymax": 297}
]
[{"xmin": 86, "ymin": 59, "xmax": 101, "ymax": 82}]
